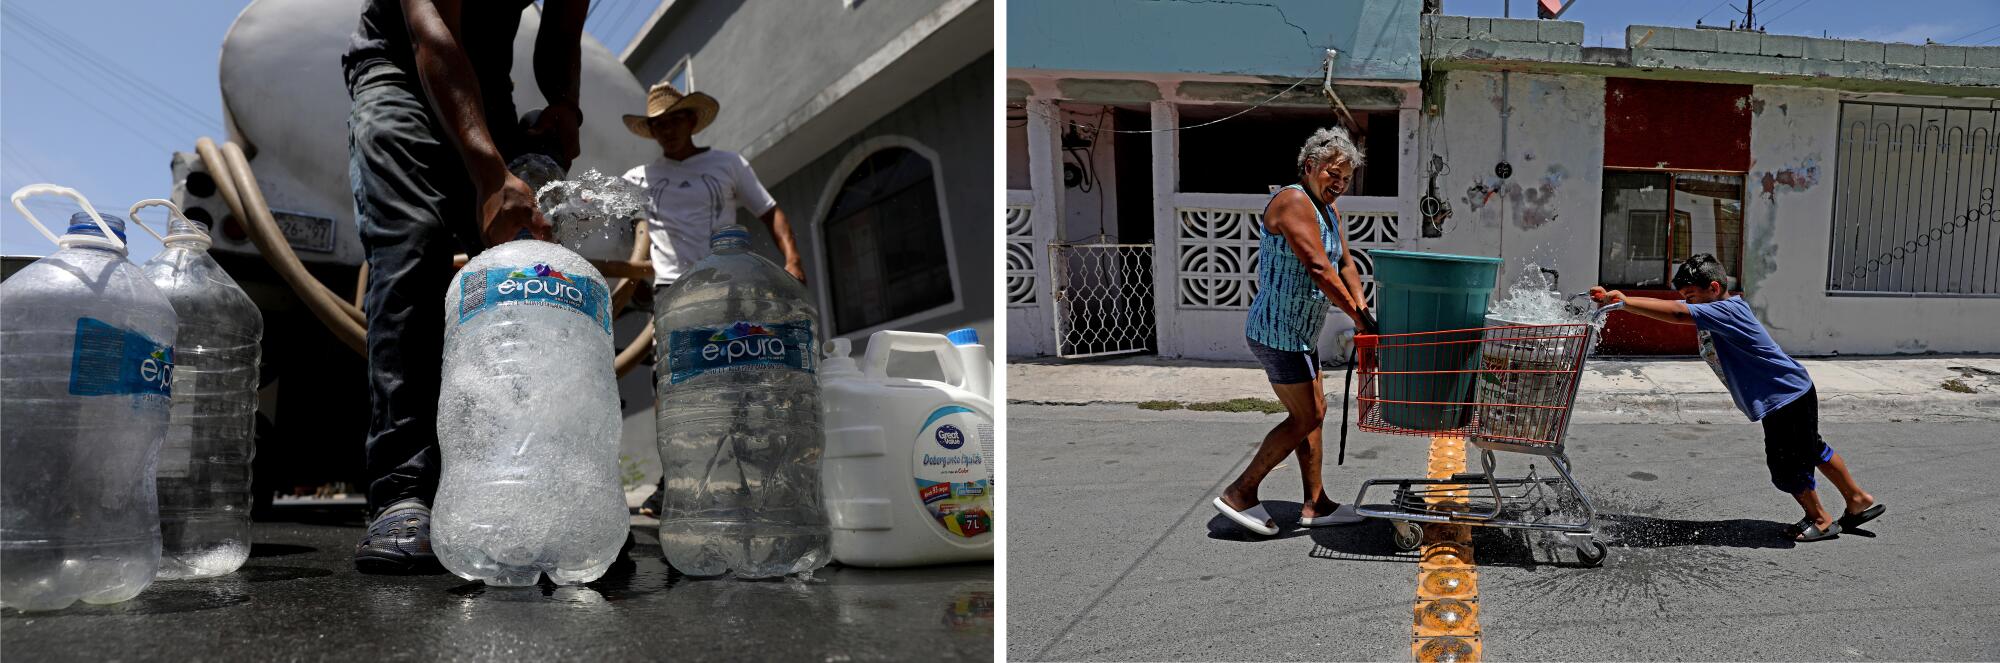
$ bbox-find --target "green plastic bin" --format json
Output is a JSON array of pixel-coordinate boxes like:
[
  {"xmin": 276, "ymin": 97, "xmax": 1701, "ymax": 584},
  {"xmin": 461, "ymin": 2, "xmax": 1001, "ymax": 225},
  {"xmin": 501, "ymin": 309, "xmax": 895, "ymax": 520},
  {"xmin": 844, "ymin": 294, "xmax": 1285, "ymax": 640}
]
[{"xmin": 1367, "ymin": 250, "xmax": 1503, "ymax": 431}]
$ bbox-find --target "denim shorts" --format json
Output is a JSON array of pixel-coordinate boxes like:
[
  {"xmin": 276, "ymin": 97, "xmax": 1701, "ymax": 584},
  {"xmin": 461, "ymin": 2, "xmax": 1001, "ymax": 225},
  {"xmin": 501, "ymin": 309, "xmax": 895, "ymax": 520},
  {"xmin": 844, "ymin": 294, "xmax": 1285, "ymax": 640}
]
[{"xmin": 1247, "ymin": 337, "xmax": 1320, "ymax": 385}]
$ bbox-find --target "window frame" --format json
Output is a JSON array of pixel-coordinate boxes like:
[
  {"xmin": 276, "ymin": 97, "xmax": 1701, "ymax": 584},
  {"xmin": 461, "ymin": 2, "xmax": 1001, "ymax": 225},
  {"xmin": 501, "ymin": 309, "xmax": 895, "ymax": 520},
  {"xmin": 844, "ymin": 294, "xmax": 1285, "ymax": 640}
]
[
  {"xmin": 663, "ymin": 55, "xmax": 692, "ymax": 93},
  {"xmin": 1600, "ymin": 166, "xmax": 1744, "ymax": 289},
  {"xmin": 809, "ymin": 136, "xmax": 964, "ymax": 340}
]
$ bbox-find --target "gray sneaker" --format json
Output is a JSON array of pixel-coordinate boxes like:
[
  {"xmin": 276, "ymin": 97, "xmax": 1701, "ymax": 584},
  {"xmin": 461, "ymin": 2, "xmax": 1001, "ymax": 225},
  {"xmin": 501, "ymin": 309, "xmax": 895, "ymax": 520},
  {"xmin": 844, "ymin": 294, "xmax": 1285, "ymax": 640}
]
[{"xmin": 354, "ymin": 498, "xmax": 444, "ymax": 574}]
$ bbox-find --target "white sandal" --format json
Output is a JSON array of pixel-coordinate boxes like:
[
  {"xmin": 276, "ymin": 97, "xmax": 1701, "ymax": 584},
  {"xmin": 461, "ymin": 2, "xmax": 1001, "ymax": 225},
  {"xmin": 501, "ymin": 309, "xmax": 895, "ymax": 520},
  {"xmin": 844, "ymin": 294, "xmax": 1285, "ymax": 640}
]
[
  {"xmin": 1299, "ymin": 502, "xmax": 1367, "ymax": 527},
  {"xmin": 1212, "ymin": 497, "xmax": 1280, "ymax": 536}
]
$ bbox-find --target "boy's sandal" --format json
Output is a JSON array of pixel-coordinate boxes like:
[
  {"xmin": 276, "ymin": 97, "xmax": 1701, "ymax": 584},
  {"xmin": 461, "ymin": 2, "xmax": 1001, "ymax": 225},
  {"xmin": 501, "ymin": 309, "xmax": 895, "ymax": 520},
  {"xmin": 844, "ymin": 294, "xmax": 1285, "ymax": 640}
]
[
  {"xmin": 1784, "ymin": 517, "xmax": 1812, "ymax": 538},
  {"xmin": 1794, "ymin": 520, "xmax": 1841, "ymax": 542},
  {"xmin": 1838, "ymin": 503, "xmax": 1886, "ymax": 529}
]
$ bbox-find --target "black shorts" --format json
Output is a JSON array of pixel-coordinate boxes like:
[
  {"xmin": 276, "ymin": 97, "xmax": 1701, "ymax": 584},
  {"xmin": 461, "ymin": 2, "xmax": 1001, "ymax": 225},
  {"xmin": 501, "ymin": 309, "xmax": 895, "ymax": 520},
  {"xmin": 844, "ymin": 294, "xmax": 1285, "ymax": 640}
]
[
  {"xmin": 1759, "ymin": 387, "xmax": 1833, "ymax": 495},
  {"xmin": 1247, "ymin": 337, "xmax": 1320, "ymax": 385}
]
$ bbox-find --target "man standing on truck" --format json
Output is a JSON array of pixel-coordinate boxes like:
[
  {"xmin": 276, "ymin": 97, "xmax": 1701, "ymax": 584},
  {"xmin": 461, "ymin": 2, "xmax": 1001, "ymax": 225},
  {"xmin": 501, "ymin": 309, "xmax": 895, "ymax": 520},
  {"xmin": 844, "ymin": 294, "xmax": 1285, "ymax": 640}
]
[{"xmin": 343, "ymin": 0, "xmax": 587, "ymax": 573}]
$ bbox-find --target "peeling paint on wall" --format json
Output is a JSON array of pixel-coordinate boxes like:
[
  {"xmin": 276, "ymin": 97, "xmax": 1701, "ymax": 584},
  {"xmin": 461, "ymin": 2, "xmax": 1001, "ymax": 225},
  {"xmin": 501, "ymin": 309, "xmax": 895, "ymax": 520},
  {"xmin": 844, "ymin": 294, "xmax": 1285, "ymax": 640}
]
[
  {"xmin": 1756, "ymin": 157, "xmax": 1820, "ymax": 200},
  {"xmin": 1513, "ymin": 164, "xmax": 1568, "ymax": 229},
  {"xmin": 1464, "ymin": 177, "xmax": 1504, "ymax": 212}
]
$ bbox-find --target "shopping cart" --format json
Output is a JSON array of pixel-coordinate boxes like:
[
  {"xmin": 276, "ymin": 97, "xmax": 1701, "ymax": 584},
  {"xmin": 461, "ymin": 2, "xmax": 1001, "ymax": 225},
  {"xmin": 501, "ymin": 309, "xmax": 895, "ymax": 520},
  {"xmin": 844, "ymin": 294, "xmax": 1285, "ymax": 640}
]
[{"xmin": 1349, "ymin": 299, "xmax": 1625, "ymax": 567}]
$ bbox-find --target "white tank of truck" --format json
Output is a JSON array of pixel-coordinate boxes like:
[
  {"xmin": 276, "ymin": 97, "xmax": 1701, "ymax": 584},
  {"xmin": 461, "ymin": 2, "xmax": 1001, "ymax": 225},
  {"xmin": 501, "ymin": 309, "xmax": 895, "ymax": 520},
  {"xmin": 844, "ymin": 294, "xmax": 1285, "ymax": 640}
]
[{"xmin": 185, "ymin": 0, "xmax": 659, "ymax": 266}]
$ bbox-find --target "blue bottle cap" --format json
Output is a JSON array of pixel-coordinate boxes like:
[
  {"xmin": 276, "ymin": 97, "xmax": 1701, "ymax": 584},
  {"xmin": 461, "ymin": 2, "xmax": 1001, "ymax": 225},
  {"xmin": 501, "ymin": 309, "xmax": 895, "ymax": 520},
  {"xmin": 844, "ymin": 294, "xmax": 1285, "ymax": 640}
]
[
  {"xmin": 65, "ymin": 212, "xmax": 128, "ymax": 242},
  {"xmin": 946, "ymin": 327, "xmax": 981, "ymax": 346},
  {"xmin": 711, "ymin": 226, "xmax": 751, "ymax": 243}
]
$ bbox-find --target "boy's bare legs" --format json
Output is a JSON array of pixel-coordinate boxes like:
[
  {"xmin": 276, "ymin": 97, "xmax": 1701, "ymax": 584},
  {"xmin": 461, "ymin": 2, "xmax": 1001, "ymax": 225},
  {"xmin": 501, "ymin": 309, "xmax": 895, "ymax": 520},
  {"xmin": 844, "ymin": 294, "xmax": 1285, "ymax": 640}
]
[
  {"xmin": 1816, "ymin": 452, "xmax": 1878, "ymax": 515},
  {"xmin": 1289, "ymin": 375, "xmax": 1339, "ymax": 520},
  {"xmin": 1220, "ymin": 378, "xmax": 1328, "ymax": 522},
  {"xmin": 1790, "ymin": 489, "xmax": 1835, "ymax": 537}
]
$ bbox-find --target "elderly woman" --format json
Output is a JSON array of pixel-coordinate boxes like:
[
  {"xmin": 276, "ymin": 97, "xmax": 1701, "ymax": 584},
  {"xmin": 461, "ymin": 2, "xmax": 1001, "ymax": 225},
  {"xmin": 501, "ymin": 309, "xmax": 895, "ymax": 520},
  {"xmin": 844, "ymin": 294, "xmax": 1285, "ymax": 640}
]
[{"xmin": 1212, "ymin": 127, "xmax": 1377, "ymax": 536}]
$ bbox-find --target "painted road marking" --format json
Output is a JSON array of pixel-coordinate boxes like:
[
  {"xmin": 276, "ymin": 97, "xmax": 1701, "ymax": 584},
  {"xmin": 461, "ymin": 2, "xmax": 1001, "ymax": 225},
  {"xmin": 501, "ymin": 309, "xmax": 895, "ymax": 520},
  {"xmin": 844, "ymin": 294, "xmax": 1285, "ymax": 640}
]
[{"xmin": 1413, "ymin": 435, "xmax": 1482, "ymax": 662}]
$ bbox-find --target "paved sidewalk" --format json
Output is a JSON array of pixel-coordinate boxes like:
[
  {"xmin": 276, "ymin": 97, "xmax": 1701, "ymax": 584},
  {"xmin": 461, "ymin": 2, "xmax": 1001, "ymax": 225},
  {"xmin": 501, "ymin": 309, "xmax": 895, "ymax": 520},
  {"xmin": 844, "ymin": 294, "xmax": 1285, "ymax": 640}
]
[{"xmin": 1007, "ymin": 354, "xmax": 2000, "ymax": 423}]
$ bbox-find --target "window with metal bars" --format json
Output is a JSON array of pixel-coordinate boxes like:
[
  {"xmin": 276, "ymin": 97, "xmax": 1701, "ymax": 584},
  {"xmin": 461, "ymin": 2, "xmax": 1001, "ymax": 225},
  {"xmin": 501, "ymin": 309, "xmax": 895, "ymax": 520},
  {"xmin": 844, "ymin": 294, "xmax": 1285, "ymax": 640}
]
[{"xmin": 1828, "ymin": 102, "xmax": 2000, "ymax": 296}]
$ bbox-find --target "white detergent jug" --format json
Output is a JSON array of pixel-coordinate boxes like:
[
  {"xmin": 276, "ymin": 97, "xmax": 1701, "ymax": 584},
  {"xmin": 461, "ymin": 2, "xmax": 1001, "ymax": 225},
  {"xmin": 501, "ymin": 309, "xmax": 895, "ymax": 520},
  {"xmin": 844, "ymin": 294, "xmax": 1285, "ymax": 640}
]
[{"xmin": 822, "ymin": 329, "xmax": 994, "ymax": 567}]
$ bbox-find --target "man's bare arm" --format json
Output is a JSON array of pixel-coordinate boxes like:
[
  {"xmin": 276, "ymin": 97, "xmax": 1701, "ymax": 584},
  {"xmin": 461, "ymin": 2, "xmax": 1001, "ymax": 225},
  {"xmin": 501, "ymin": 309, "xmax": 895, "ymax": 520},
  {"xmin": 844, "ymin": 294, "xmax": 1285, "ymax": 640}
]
[
  {"xmin": 401, "ymin": 0, "xmax": 548, "ymax": 244},
  {"xmin": 758, "ymin": 207, "xmax": 806, "ymax": 283},
  {"xmin": 531, "ymin": 0, "xmax": 588, "ymax": 165}
]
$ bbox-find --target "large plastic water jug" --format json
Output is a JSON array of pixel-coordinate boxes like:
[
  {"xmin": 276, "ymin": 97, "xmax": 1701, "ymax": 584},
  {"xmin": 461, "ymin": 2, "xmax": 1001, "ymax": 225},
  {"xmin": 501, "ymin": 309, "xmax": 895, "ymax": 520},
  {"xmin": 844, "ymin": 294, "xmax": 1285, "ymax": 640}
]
[
  {"xmin": 435, "ymin": 235, "xmax": 627, "ymax": 586},
  {"xmin": 134, "ymin": 200, "xmax": 264, "ymax": 580},
  {"xmin": 1, "ymin": 185, "xmax": 176, "ymax": 610},
  {"xmin": 822, "ymin": 328, "xmax": 994, "ymax": 567},
  {"xmin": 654, "ymin": 225, "xmax": 828, "ymax": 579}
]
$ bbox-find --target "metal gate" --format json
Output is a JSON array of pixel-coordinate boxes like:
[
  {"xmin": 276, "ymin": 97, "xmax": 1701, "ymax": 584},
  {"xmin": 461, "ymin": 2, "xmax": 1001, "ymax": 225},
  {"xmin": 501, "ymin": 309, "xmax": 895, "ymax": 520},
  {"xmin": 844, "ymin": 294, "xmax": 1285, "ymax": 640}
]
[
  {"xmin": 1049, "ymin": 243, "xmax": 1157, "ymax": 358},
  {"xmin": 1828, "ymin": 101, "xmax": 2000, "ymax": 295}
]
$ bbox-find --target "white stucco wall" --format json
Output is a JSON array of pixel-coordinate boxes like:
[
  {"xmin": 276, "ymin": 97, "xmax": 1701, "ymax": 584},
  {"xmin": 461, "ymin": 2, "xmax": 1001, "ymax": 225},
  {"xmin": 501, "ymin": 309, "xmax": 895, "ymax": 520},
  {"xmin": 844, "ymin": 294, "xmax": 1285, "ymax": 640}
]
[
  {"xmin": 1414, "ymin": 70, "xmax": 1607, "ymax": 295},
  {"xmin": 1744, "ymin": 86, "xmax": 2000, "ymax": 355}
]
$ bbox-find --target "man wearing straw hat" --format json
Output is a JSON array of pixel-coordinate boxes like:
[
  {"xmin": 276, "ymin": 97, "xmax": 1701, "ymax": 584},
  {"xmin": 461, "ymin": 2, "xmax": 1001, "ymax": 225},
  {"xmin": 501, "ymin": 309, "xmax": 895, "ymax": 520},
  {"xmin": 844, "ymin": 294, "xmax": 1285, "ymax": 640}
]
[
  {"xmin": 617, "ymin": 82, "xmax": 805, "ymax": 516},
  {"xmin": 619, "ymin": 82, "xmax": 804, "ymax": 290},
  {"xmin": 343, "ymin": 0, "xmax": 586, "ymax": 574}
]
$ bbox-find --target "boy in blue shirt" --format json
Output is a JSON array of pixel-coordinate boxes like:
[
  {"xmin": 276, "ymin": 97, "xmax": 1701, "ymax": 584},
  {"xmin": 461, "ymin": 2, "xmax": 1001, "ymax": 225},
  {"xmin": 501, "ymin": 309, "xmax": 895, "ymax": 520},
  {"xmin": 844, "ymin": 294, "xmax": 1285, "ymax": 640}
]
[{"xmin": 1590, "ymin": 254, "xmax": 1885, "ymax": 542}]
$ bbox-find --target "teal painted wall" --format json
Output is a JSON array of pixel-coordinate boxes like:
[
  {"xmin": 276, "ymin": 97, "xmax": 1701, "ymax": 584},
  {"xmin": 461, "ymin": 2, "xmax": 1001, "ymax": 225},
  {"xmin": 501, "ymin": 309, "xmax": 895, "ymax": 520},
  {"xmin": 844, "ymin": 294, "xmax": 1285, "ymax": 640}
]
[{"xmin": 1008, "ymin": 0, "xmax": 1419, "ymax": 81}]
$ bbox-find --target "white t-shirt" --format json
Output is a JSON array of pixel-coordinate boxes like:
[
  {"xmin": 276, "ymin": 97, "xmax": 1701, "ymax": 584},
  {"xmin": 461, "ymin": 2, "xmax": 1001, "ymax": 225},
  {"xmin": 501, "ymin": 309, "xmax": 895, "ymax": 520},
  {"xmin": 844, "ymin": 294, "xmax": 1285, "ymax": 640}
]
[{"xmin": 621, "ymin": 149, "xmax": 778, "ymax": 285}]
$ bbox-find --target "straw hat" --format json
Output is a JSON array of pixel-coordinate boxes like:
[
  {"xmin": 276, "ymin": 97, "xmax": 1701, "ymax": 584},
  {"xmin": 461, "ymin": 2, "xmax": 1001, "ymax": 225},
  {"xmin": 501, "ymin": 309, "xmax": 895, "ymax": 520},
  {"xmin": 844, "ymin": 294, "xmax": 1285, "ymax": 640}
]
[{"xmin": 622, "ymin": 82, "xmax": 720, "ymax": 139}]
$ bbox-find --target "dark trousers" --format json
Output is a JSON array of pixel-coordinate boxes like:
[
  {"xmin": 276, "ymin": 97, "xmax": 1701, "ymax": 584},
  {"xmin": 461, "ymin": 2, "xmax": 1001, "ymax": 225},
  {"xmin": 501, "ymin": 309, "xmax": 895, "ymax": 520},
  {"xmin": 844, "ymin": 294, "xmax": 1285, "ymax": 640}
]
[{"xmin": 347, "ymin": 63, "xmax": 484, "ymax": 513}]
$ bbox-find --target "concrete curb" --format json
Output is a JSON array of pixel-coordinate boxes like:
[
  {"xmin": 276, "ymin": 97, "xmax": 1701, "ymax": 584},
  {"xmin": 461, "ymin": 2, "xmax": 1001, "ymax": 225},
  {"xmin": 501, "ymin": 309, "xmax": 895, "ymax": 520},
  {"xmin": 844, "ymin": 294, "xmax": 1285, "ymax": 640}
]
[{"xmin": 1006, "ymin": 356, "xmax": 2000, "ymax": 424}]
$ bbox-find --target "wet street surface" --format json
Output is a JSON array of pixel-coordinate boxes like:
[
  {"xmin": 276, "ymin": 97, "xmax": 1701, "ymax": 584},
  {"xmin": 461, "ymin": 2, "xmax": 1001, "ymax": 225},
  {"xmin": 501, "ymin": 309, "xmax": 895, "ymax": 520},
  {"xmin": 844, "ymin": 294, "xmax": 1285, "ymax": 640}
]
[
  {"xmin": 2, "ymin": 508, "xmax": 993, "ymax": 661},
  {"xmin": 1008, "ymin": 404, "xmax": 2000, "ymax": 661}
]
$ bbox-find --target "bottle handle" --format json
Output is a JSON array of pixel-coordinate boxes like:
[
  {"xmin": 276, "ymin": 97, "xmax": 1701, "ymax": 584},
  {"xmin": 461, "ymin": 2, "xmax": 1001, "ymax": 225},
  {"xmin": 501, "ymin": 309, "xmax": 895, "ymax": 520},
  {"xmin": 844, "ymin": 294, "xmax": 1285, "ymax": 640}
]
[
  {"xmin": 127, "ymin": 199, "xmax": 190, "ymax": 244},
  {"xmin": 10, "ymin": 184, "xmax": 123, "ymax": 251},
  {"xmin": 861, "ymin": 331, "xmax": 966, "ymax": 389}
]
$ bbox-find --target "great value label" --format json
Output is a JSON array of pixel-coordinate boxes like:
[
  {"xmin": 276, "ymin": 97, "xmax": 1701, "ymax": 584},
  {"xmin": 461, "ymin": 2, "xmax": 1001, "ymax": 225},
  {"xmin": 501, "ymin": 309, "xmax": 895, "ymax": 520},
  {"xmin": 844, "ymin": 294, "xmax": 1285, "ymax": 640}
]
[{"xmin": 914, "ymin": 405, "xmax": 993, "ymax": 539}]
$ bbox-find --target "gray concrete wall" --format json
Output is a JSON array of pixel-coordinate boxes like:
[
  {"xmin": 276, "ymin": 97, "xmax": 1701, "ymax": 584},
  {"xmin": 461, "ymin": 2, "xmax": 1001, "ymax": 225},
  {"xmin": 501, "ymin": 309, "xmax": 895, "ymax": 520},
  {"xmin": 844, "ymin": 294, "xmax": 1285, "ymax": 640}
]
[
  {"xmin": 763, "ymin": 54, "xmax": 995, "ymax": 345},
  {"xmin": 1413, "ymin": 70, "xmax": 1608, "ymax": 295},
  {"xmin": 1742, "ymin": 86, "xmax": 2000, "ymax": 355},
  {"xmin": 625, "ymin": 0, "xmax": 949, "ymax": 155}
]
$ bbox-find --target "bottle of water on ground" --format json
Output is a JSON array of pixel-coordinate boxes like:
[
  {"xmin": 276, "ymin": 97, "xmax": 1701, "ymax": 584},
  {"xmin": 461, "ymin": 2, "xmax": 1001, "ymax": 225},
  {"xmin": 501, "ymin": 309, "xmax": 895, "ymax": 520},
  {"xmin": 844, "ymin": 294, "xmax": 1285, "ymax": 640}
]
[
  {"xmin": 655, "ymin": 225, "xmax": 828, "ymax": 579},
  {"xmin": 1, "ymin": 187, "xmax": 176, "ymax": 610},
  {"xmin": 137, "ymin": 201, "xmax": 263, "ymax": 580},
  {"xmin": 434, "ymin": 236, "xmax": 627, "ymax": 586}
]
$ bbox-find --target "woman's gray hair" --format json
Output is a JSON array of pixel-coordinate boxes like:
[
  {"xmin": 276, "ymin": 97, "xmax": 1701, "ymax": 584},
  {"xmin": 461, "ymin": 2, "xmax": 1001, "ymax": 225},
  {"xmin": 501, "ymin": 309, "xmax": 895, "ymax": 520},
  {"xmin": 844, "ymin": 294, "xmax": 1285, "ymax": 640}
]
[{"xmin": 1296, "ymin": 126, "xmax": 1366, "ymax": 174}]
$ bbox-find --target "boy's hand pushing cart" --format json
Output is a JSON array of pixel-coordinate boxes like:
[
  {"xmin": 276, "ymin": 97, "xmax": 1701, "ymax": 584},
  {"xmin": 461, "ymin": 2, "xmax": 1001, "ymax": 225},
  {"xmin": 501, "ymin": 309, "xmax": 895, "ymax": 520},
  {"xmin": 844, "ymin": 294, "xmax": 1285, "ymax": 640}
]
[{"xmin": 1348, "ymin": 296, "xmax": 1625, "ymax": 567}]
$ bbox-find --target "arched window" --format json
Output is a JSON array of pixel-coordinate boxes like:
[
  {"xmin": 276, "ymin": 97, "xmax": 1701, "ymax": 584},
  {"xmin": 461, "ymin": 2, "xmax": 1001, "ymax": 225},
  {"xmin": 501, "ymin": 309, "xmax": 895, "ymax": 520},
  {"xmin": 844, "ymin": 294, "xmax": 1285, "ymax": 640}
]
[{"xmin": 821, "ymin": 146, "xmax": 953, "ymax": 334}]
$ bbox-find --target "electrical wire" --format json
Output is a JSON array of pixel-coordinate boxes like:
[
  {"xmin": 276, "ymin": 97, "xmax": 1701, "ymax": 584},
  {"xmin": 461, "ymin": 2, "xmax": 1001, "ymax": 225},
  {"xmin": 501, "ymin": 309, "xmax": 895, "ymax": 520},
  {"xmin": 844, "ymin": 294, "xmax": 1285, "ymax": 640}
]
[
  {"xmin": 0, "ymin": 5, "xmax": 221, "ymax": 133},
  {"xmin": 1945, "ymin": 21, "xmax": 2000, "ymax": 44},
  {"xmin": 1761, "ymin": 0, "xmax": 1817, "ymax": 28},
  {"xmin": 1022, "ymin": 76, "xmax": 1317, "ymax": 135},
  {"xmin": 0, "ymin": 53, "xmax": 180, "ymax": 153}
]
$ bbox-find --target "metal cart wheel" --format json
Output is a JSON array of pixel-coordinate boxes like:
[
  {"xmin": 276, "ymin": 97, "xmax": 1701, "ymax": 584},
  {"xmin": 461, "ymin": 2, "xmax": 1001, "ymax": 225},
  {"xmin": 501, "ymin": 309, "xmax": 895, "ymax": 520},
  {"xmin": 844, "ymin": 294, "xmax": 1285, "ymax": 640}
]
[
  {"xmin": 1575, "ymin": 541, "xmax": 1608, "ymax": 567},
  {"xmin": 1392, "ymin": 521, "xmax": 1424, "ymax": 551}
]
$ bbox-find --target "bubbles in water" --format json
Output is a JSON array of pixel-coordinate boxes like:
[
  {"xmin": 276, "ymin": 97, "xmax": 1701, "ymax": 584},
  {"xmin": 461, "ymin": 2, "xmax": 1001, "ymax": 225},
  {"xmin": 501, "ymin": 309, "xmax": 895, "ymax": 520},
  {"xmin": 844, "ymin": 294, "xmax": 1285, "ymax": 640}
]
[
  {"xmin": 507, "ymin": 154, "xmax": 648, "ymax": 251},
  {"xmin": 1487, "ymin": 263, "xmax": 1578, "ymax": 325},
  {"xmin": 536, "ymin": 170, "xmax": 646, "ymax": 249}
]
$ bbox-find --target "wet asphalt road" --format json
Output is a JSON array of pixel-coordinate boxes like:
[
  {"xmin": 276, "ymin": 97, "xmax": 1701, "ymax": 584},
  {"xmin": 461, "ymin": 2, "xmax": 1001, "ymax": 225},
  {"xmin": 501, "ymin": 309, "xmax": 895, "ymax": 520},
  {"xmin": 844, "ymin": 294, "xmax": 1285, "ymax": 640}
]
[
  {"xmin": 1006, "ymin": 404, "xmax": 2000, "ymax": 661},
  {"xmin": 0, "ymin": 508, "xmax": 993, "ymax": 662}
]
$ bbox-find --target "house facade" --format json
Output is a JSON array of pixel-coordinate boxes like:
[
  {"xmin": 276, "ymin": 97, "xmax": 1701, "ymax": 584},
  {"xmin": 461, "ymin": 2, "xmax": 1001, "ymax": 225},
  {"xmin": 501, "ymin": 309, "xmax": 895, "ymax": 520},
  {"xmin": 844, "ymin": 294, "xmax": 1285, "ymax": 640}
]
[
  {"xmin": 623, "ymin": 0, "xmax": 994, "ymax": 347},
  {"xmin": 1007, "ymin": 2, "xmax": 2000, "ymax": 359}
]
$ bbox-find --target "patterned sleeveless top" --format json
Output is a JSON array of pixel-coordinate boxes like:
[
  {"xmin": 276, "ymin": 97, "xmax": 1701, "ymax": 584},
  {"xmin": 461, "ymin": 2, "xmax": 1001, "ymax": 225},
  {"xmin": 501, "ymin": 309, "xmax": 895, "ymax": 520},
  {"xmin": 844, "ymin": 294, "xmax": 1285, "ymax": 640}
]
[{"xmin": 1245, "ymin": 184, "xmax": 1343, "ymax": 352}]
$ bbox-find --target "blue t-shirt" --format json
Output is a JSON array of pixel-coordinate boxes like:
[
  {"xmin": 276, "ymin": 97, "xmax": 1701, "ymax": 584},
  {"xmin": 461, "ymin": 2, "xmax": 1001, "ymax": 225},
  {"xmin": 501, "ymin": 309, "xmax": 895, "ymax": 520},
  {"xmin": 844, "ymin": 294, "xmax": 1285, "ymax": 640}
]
[{"xmin": 1686, "ymin": 296, "xmax": 1813, "ymax": 421}]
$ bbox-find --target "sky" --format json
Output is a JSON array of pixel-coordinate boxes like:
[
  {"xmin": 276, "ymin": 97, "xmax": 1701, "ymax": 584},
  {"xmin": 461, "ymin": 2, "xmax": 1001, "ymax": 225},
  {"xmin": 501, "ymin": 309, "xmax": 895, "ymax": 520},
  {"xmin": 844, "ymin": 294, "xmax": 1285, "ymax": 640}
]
[
  {"xmin": 0, "ymin": 0, "xmax": 658, "ymax": 262},
  {"xmin": 4, "ymin": 0, "xmax": 1998, "ymax": 262},
  {"xmin": 1450, "ymin": 0, "xmax": 2000, "ymax": 48}
]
